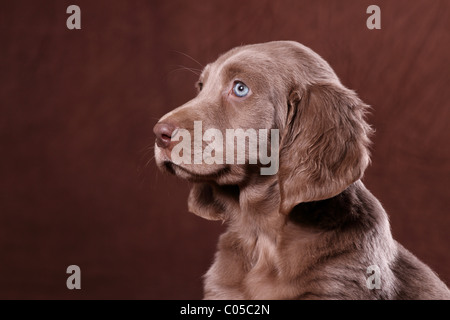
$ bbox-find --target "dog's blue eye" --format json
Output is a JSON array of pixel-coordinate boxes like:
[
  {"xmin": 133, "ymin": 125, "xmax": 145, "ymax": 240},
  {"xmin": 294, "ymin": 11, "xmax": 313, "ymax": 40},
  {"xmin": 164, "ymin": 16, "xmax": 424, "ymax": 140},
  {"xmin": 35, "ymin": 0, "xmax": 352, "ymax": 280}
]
[{"xmin": 232, "ymin": 81, "xmax": 249, "ymax": 97}]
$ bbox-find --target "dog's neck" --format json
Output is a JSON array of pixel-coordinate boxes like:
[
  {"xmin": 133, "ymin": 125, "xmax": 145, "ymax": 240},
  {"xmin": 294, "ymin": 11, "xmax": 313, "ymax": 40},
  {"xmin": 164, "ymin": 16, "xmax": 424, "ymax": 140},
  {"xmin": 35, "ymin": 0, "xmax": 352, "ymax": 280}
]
[
  {"xmin": 190, "ymin": 178, "xmax": 390, "ymax": 277},
  {"xmin": 188, "ymin": 174, "xmax": 284, "ymax": 235},
  {"xmin": 189, "ymin": 176, "xmax": 383, "ymax": 226},
  {"xmin": 204, "ymin": 179, "xmax": 385, "ymax": 240},
  {"xmin": 236, "ymin": 179, "xmax": 389, "ymax": 274}
]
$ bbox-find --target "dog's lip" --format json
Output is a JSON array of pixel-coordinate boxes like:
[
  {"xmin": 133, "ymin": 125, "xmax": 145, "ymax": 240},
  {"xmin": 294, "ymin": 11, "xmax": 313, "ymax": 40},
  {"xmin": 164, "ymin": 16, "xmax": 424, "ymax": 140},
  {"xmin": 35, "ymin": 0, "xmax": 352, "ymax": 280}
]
[{"xmin": 163, "ymin": 161, "xmax": 230, "ymax": 180}]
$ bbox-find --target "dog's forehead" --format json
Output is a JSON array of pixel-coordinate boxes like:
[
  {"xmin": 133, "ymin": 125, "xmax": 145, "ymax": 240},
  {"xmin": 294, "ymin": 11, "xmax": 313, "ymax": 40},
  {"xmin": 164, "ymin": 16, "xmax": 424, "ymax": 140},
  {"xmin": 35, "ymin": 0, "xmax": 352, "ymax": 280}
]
[
  {"xmin": 201, "ymin": 47, "xmax": 273, "ymax": 81},
  {"xmin": 200, "ymin": 42, "xmax": 288, "ymax": 79},
  {"xmin": 218, "ymin": 47, "xmax": 272, "ymax": 68},
  {"xmin": 198, "ymin": 41, "xmax": 338, "ymax": 88}
]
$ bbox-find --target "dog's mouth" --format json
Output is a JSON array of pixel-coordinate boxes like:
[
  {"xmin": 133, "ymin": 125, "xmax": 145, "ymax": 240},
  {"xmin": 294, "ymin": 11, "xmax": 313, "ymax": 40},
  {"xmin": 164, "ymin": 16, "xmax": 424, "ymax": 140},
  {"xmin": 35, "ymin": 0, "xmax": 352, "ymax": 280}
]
[
  {"xmin": 154, "ymin": 143, "xmax": 234, "ymax": 182},
  {"xmin": 162, "ymin": 161, "xmax": 231, "ymax": 182}
]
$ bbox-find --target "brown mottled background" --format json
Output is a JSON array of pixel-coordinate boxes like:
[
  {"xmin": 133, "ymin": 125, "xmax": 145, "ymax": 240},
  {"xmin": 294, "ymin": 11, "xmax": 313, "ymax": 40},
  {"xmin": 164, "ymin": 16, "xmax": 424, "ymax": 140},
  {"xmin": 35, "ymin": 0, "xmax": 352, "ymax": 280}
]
[{"xmin": 0, "ymin": 0, "xmax": 448, "ymax": 299}]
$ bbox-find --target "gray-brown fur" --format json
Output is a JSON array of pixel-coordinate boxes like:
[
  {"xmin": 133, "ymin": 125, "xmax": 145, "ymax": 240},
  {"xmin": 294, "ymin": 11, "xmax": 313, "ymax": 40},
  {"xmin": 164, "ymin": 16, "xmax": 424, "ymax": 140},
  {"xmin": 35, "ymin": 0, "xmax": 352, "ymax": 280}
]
[{"xmin": 154, "ymin": 41, "xmax": 450, "ymax": 299}]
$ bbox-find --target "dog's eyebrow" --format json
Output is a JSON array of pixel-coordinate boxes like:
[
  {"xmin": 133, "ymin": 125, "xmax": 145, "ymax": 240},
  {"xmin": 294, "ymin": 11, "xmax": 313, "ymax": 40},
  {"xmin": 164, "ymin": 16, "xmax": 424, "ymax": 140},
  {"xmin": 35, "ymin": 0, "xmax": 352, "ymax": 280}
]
[
  {"xmin": 221, "ymin": 63, "xmax": 264, "ymax": 84},
  {"xmin": 224, "ymin": 65, "xmax": 247, "ymax": 79}
]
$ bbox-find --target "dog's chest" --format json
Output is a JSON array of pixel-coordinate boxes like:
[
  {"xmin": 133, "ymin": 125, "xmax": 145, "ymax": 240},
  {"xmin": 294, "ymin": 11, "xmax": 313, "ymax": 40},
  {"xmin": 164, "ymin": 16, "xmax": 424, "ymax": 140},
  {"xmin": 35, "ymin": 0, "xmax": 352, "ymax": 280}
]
[{"xmin": 234, "ymin": 233, "xmax": 300, "ymax": 299}]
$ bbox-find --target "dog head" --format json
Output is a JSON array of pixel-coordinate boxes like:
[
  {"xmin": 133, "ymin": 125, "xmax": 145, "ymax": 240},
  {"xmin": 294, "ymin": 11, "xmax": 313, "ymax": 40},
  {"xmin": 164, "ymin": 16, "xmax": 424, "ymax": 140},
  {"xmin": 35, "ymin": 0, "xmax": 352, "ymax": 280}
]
[{"xmin": 154, "ymin": 41, "xmax": 372, "ymax": 217}]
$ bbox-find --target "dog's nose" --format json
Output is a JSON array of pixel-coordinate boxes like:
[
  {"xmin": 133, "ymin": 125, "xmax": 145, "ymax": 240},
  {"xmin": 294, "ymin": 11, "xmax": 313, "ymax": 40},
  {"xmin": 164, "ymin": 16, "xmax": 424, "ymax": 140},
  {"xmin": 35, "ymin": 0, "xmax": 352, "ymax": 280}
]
[{"xmin": 153, "ymin": 122, "xmax": 177, "ymax": 149}]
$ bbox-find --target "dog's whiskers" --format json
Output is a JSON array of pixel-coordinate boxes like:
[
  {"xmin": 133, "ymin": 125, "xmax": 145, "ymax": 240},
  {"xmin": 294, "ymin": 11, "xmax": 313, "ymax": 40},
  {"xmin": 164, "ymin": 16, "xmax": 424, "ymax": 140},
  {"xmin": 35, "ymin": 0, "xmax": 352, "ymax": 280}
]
[
  {"xmin": 168, "ymin": 65, "xmax": 202, "ymax": 76},
  {"xmin": 171, "ymin": 50, "xmax": 204, "ymax": 68}
]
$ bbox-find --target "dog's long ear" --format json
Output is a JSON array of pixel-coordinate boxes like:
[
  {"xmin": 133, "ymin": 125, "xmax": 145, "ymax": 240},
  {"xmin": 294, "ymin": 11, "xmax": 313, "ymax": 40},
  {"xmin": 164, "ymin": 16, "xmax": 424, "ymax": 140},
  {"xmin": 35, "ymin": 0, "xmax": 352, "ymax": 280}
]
[{"xmin": 278, "ymin": 83, "xmax": 373, "ymax": 214}]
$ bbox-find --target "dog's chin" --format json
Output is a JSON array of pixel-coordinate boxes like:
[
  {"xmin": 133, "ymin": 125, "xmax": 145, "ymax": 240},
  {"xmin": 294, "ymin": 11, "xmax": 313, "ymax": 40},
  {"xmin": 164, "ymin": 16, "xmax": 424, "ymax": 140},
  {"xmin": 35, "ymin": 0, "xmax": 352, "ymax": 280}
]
[{"xmin": 160, "ymin": 161, "xmax": 245, "ymax": 185}]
